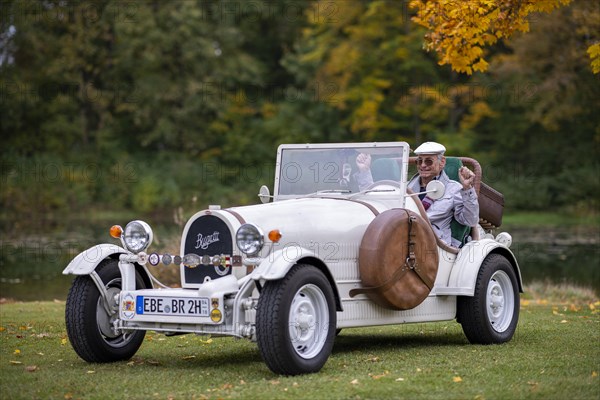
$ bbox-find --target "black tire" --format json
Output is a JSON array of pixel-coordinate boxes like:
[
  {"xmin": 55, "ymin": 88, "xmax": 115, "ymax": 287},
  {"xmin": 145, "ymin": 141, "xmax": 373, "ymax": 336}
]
[
  {"xmin": 457, "ymin": 253, "xmax": 520, "ymax": 344},
  {"xmin": 256, "ymin": 264, "xmax": 337, "ymax": 375},
  {"xmin": 65, "ymin": 258, "xmax": 147, "ymax": 362}
]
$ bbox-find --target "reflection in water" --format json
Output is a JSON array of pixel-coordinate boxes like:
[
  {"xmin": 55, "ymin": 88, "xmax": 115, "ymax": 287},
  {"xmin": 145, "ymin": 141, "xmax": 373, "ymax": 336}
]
[
  {"xmin": 507, "ymin": 227, "xmax": 599, "ymax": 295},
  {"xmin": 1, "ymin": 222, "xmax": 598, "ymax": 301}
]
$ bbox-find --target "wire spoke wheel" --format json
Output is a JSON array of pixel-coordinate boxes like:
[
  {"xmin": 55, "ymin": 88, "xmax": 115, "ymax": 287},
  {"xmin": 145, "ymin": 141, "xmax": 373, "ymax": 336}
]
[{"xmin": 65, "ymin": 258, "xmax": 147, "ymax": 362}]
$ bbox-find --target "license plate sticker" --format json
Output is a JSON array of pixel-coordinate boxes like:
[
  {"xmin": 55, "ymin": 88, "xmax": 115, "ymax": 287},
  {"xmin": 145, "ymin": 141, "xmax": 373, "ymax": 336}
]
[{"xmin": 136, "ymin": 296, "xmax": 210, "ymax": 317}]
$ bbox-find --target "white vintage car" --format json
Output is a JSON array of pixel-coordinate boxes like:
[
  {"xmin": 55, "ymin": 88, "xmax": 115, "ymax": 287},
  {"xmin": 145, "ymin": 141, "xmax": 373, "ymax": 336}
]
[{"xmin": 63, "ymin": 142, "xmax": 521, "ymax": 375}]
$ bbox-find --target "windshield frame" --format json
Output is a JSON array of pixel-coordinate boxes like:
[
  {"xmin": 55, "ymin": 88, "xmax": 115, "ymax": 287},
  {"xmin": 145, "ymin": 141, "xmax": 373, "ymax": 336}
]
[{"xmin": 273, "ymin": 142, "xmax": 410, "ymax": 201}]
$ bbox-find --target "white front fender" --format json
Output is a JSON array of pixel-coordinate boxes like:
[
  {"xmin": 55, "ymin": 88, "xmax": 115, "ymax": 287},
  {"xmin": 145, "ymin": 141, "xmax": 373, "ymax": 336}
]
[
  {"xmin": 251, "ymin": 247, "xmax": 318, "ymax": 281},
  {"xmin": 63, "ymin": 243, "xmax": 129, "ymax": 275},
  {"xmin": 437, "ymin": 239, "xmax": 523, "ymax": 296}
]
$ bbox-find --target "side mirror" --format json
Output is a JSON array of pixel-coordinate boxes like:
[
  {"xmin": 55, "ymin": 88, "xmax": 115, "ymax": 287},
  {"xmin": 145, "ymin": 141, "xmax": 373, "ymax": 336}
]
[
  {"xmin": 258, "ymin": 185, "xmax": 272, "ymax": 203},
  {"xmin": 425, "ymin": 180, "xmax": 445, "ymax": 200},
  {"xmin": 407, "ymin": 180, "xmax": 445, "ymax": 200}
]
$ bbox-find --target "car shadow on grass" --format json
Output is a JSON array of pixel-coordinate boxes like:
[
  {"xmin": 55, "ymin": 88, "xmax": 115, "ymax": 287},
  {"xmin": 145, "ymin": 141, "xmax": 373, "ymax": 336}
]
[
  {"xmin": 332, "ymin": 329, "xmax": 468, "ymax": 355},
  {"xmin": 135, "ymin": 337, "xmax": 265, "ymax": 371},
  {"xmin": 126, "ymin": 327, "xmax": 468, "ymax": 373}
]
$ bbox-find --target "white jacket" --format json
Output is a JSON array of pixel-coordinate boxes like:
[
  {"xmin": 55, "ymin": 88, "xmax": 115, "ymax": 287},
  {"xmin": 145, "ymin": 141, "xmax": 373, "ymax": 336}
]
[{"xmin": 407, "ymin": 171, "xmax": 479, "ymax": 247}]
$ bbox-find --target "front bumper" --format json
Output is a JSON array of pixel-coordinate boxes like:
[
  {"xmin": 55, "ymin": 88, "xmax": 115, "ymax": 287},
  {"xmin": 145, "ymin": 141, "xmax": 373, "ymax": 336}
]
[{"xmin": 117, "ymin": 275, "xmax": 241, "ymax": 335}]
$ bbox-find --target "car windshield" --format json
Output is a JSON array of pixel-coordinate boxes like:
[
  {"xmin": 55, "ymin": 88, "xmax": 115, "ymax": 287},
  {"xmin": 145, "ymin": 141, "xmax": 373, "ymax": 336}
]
[{"xmin": 275, "ymin": 143, "xmax": 409, "ymax": 198}]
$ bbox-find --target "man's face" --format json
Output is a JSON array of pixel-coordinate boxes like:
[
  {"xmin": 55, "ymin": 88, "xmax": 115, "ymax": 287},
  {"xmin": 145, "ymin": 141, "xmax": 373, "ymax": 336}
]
[{"xmin": 416, "ymin": 154, "xmax": 445, "ymax": 181}]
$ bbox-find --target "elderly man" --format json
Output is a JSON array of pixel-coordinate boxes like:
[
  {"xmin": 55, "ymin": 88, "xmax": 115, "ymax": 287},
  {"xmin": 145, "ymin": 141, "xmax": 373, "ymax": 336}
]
[{"xmin": 355, "ymin": 141, "xmax": 479, "ymax": 247}]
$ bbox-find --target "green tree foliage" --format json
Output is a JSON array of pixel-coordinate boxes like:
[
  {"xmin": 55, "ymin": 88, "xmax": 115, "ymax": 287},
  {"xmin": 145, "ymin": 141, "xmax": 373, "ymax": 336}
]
[
  {"xmin": 473, "ymin": 0, "xmax": 600, "ymax": 212},
  {"xmin": 284, "ymin": 1, "xmax": 495, "ymax": 151},
  {"xmin": 1, "ymin": 0, "xmax": 307, "ymax": 218},
  {"xmin": 0, "ymin": 0, "xmax": 597, "ymax": 220}
]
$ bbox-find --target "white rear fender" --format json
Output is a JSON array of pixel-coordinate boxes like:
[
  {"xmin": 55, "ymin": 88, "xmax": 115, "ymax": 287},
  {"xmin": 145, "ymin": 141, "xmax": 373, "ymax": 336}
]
[
  {"xmin": 438, "ymin": 239, "xmax": 522, "ymax": 296},
  {"xmin": 63, "ymin": 244, "xmax": 129, "ymax": 275}
]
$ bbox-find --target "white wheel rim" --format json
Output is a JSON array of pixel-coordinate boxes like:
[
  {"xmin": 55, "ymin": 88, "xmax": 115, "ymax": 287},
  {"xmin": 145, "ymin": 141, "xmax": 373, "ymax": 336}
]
[
  {"xmin": 289, "ymin": 284, "xmax": 329, "ymax": 359},
  {"xmin": 486, "ymin": 270, "xmax": 515, "ymax": 333}
]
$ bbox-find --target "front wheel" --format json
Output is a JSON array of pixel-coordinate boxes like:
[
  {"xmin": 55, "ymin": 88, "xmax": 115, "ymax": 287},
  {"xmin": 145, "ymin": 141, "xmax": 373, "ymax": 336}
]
[
  {"xmin": 65, "ymin": 258, "xmax": 147, "ymax": 362},
  {"xmin": 458, "ymin": 253, "xmax": 520, "ymax": 344},
  {"xmin": 256, "ymin": 264, "xmax": 337, "ymax": 375}
]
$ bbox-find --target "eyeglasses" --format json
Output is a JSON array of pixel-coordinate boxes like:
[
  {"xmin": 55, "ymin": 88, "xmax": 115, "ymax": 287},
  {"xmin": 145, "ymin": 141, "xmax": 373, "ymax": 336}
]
[{"xmin": 416, "ymin": 157, "xmax": 437, "ymax": 166}]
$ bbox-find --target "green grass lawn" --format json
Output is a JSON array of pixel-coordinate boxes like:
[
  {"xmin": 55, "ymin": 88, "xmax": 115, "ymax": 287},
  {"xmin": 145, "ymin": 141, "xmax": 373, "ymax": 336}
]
[{"xmin": 1, "ymin": 298, "xmax": 598, "ymax": 400}]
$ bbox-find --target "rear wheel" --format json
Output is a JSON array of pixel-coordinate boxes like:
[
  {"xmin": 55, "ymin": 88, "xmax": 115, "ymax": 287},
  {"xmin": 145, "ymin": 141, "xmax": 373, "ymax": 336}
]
[
  {"xmin": 65, "ymin": 258, "xmax": 147, "ymax": 362},
  {"xmin": 256, "ymin": 264, "xmax": 336, "ymax": 375},
  {"xmin": 458, "ymin": 254, "xmax": 520, "ymax": 344}
]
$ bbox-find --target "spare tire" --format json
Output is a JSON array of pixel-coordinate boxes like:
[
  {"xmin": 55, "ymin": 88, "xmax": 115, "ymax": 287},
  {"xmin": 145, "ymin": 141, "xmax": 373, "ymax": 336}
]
[{"xmin": 352, "ymin": 209, "xmax": 439, "ymax": 310}]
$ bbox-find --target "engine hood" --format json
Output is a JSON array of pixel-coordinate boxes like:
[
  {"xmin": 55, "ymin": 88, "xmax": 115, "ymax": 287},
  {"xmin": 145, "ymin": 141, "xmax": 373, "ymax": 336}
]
[
  {"xmin": 228, "ymin": 197, "xmax": 380, "ymax": 246},
  {"xmin": 179, "ymin": 196, "xmax": 383, "ymax": 287}
]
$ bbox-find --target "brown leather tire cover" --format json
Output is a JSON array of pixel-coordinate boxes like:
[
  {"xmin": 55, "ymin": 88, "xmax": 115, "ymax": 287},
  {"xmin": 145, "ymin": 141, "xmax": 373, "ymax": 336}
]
[{"xmin": 358, "ymin": 209, "xmax": 439, "ymax": 310}]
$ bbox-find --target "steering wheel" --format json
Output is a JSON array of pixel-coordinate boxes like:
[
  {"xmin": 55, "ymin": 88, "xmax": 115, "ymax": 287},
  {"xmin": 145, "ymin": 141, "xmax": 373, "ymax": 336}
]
[{"xmin": 363, "ymin": 180, "xmax": 402, "ymax": 190}]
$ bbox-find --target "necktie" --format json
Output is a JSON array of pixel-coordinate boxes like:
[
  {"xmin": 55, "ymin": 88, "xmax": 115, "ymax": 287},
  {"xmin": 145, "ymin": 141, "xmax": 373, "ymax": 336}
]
[{"xmin": 422, "ymin": 196, "xmax": 433, "ymax": 210}]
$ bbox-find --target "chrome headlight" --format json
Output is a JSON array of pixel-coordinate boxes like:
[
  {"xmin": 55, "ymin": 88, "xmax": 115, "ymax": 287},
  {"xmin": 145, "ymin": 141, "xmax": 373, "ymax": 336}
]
[
  {"xmin": 236, "ymin": 223, "xmax": 264, "ymax": 255},
  {"xmin": 122, "ymin": 220, "xmax": 153, "ymax": 253}
]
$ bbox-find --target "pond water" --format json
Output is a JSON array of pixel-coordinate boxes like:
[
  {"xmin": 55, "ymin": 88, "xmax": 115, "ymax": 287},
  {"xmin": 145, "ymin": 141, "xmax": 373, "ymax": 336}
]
[{"xmin": 1, "ymin": 220, "xmax": 598, "ymax": 301}]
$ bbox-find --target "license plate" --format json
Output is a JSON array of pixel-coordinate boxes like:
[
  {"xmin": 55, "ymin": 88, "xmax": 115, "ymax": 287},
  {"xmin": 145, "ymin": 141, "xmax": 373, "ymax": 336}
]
[{"xmin": 136, "ymin": 296, "xmax": 210, "ymax": 317}]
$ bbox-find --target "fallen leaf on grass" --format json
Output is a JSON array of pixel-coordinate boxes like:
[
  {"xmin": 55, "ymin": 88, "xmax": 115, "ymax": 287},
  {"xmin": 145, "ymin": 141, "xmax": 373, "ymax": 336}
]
[
  {"xmin": 560, "ymin": 320, "xmax": 568, "ymax": 324},
  {"xmin": 0, "ymin": 327, "xmax": 6, "ymax": 332},
  {"xmin": 592, "ymin": 371, "xmax": 598, "ymax": 377},
  {"xmin": 60, "ymin": 338, "xmax": 67, "ymax": 346},
  {"xmin": 87, "ymin": 370, "xmax": 95, "ymax": 374},
  {"xmin": 453, "ymin": 376, "xmax": 463, "ymax": 383},
  {"xmin": 395, "ymin": 378, "xmax": 405, "ymax": 382},
  {"xmin": 528, "ymin": 380, "xmax": 539, "ymax": 390},
  {"xmin": 14, "ymin": 349, "xmax": 21, "ymax": 355},
  {"xmin": 369, "ymin": 371, "xmax": 390, "ymax": 380},
  {"xmin": 25, "ymin": 365, "xmax": 38, "ymax": 372},
  {"xmin": 9, "ymin": 361, "xmax": 22, "ymax": 365},
  {"xmin": 182, "ymin": 355, "xmax": 196, "ymax": 360},
  {"xmin": 350, "ymin": 379, "xmax": 359, "ymax": 385}
]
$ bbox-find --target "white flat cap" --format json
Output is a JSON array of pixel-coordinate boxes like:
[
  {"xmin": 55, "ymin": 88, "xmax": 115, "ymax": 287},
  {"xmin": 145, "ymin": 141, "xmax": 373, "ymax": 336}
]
[{"xmin": 414, "ymin": 141, "xmax": 446, "ymax": 155}]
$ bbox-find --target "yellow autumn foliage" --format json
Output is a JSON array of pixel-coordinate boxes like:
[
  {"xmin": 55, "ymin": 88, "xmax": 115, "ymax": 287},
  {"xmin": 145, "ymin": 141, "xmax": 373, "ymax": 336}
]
[
  {"xmin": 588, "ymin": 43, "xmax": 600, "ymax": 74},
  {"xmin": 408, "ymin": 0, "xmax": 597, "ymax": 74}
]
